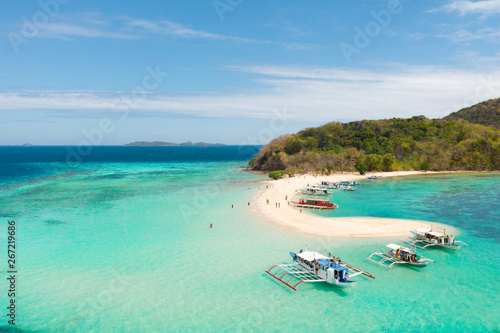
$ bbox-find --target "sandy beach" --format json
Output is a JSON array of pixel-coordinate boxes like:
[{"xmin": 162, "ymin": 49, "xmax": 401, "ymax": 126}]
[{"xmin": 253, "ymin": 171, "xmax": 459, "ymax": 238}]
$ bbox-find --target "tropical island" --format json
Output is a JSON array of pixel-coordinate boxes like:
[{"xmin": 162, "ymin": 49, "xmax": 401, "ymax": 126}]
[
  {"xmin": 250, "ymin": 97, "xmax": 500, "ymax": 176},
  {"xmin": 250, "ymin": 98, "xmax": 499, "ymax": 237},
  {"xmin": 124, "ymin": 141, "xmax": 225, "ymax": 147}
]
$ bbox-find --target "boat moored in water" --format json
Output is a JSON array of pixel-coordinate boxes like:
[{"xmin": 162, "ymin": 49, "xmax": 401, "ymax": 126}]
[
  {"xmin": 265, "ymin": 250, "xmax": 375, "ymax": 291},
  {"xmin": 367, "ymin": 243, "xmax": 435, "ymax": 269},
  {"xmin": 339, "ymin": 180, "xmax": 361, "ymax": 186},
  {"xmin": 404, "ymin": 228, "xmax": 469, "ymax": 251},
  {"xmin": 290, "ymin": 198, "xmax": 339, "ymax": 209},
  {"xmin": 300, "ymin": 186, "xmax": 330, "ymax": 196},
  {"xmin": 342, "ymin": 185, "xmax": 355, "ymax": 191},
  {"xmin": 318, "ymin": 181, "xmax": 341, "ymax": 189}
]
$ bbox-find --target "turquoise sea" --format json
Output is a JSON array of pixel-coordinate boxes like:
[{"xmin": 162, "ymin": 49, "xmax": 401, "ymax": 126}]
[{"xmin": 0, "ymin": 146, "xmax": 499, "ymax": 332}]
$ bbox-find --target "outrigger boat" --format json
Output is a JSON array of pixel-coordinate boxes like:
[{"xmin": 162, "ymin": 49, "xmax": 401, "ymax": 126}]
[
  {"xmin": 339, "ymin": 180, "xmax": 361, "ymax": 186},
  {"xmin": 318, "ymin": 181, "xmax": 340, "ymax": 189},
  {"xmin": 367, "ymin": 243, "xmax": 435, "ymax": 269},
  {"xmin": 290, "ymin": 198, "xmax": 339, "ymax": 210},
  {"xmin": 366, "ymin": 175, "xmax": 383, "ymax": 180},
  {"xmin": 342, "ymin": 185, "xmax": 355, "ymax": 191},
  {"xmin": 300, "ymin": 186, "xmax": 329, "ymax": 196},
  {"xmin": 404, "ymin": 228, "xmax": 469, "ymax": 251},
  {"xmin": 265, "ymin": 250, "xmax": 375, "ymax": 291}
]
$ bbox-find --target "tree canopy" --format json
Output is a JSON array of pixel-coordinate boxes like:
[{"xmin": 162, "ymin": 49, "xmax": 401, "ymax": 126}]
[
  {"xmin": 252, "ymin": 113, "xmax": 500, "ymax": 173},
  {"xmin": 444, "ymin": 97, "xmax": 500, "ymax": 129}
]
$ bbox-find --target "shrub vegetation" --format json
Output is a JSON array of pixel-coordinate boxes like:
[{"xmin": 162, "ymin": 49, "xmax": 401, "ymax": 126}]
[{"xmin": 253, "ymin": 110, "xmax": 500, "ymax": 174}]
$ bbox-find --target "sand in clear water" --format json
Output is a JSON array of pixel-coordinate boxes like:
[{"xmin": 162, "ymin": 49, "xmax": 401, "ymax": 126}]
[{"xmin": 254, "ymin": 171, "xmax": 459, "ymax": 237}]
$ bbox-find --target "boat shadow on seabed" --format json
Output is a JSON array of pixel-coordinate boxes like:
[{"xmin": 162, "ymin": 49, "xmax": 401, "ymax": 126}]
[{"xmin": 262, "ymin": 271, "xmax": 350, "ymax": 297}]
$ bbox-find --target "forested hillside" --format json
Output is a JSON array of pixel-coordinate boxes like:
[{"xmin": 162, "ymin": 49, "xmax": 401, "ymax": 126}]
[
  {"xmin": 444, "ymin": 98, "xmax": 500, "ymax": 129},
  {"xmin": 250, "ymin": 114, "xmax": 500, "ymax": 174}
]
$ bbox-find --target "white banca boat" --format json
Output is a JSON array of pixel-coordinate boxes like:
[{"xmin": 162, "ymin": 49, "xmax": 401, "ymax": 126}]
[
  {"xmin": 265, "ymin": 250, "xmax": 375, "ymax": 291},
  {"xmin": 339, "ymin": 180, "xmax": 361, "ymax": 186},
  {"xmin": 300, "ymin": 186, "xmax": 329, "ymax": 196},
  {"xmin": 318, "ymin": 181, "xmax": 340, "ymax": 189},
  {"xmin": 366, "ymin": 175, "xmax": 383, "ymax": 180},
  {"xmin": 367, "ymin": 243, "xmax": 435, "ymax": 269},
  {"xmin": 404, "ymin": 228, "xmax": 469, "ymax": 251},
  {"xmin": 290, "ymin": 198, "xmax": 339, "ymax": 210},
  {"xmin": 342, "ymin": 185, "xmax": 355, "ymax": 191}
]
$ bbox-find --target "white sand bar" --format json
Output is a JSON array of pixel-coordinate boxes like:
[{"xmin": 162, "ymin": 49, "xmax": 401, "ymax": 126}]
[{"xmin": 254, "ymin": 171, "xmax": 459, "ymax": 238}]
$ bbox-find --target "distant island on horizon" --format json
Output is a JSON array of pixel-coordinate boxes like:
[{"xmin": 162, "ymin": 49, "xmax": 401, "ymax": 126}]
[{"xmin": 124, "ymin": 141, "xmax": 225, "ymax": 147}]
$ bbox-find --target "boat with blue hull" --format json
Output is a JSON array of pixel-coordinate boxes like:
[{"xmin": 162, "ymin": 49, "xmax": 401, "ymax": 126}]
[
  {"xmin": 265, "ymin": 249, "xmax": 375, "ymax": 291},
  {"xmin": 318, "ymin": 181, "xmax": 340, "ymax": 189},
  {"xmin": 340, "ymin": 180, "xmax": 361, "ymax": 186}
]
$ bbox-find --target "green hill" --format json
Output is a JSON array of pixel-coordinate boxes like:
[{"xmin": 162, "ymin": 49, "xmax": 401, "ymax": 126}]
[
  {"xmin": 251, "ymin": 114, "xmax": 500, "ymax": 174},
  {"xmin": 444, "ymin": 98, "xmax": 500, "ymax": 129}
]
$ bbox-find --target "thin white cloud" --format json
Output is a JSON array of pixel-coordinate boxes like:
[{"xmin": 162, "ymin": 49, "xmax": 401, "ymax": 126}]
[
  {"xmin": 455, "ymin": 49, "xmax": 500, "ymax": 64},
  {"xmin": 437, "ymin": 26, "xmax": 500, "ymax": 42},
  {"xmin": 6, "ymin": 12, "xmax": 311, "ymax": 50},
  {"xmin": 2, "ymin": 65, "xmax": 500, "ymax": 121},
  {"xmin": 9, "ymin": 13, "xmax": 260, "ymax": 43},
  {"xmin": 430, "ymin": 0, "xmax": 500, "ymax": 16},
  {"xmin": 126, "ymin": 19, "xmax": 256, "ymax": 43},
  {"xmin": 14, "ymin": 12, "xmax": 139, "ymax": 40},
  {"xmin": 39, "ymin": 22, "xmax": 138, "ymax": 40}
]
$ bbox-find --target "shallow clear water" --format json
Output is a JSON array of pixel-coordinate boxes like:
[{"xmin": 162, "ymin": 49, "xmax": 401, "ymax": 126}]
[
  {"xmin": 312, "ymin": 174, "xmax": 500, "ymax": 241},
  {"xmin": 0, "ymin": 147, "xmax": 499, "ymax": 332}
]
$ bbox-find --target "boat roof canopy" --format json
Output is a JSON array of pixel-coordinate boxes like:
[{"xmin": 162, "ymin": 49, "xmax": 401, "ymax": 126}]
[
  {"xmin": 317, "ymin": 259, "xmax": 330, "ymax": 267},
  {"xmin": 297, "ymin": 251, "xmax": 328, "ymax": 262},
  {"xmin": 318, "ymin": 259, "xmax": 347, "ymax": 270},
  {"xmin": 386, "ymin": 244, "xmax": 412, "ymax": 252},
  {"xmin": 416, "ymin": 228, "xmax": 443, "ymax": 237},
  {"xmin": 386, "ymin": 244, "xmax": 401, "ymax": 250}
]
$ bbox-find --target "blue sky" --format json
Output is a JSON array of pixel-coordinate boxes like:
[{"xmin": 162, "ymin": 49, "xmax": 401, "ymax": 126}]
[{"xmin": 1, "ymin": 0, "xmax": 499, "ymax": 145}]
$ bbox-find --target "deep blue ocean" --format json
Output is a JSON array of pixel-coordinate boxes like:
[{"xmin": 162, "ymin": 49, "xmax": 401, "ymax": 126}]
[
  {"xmin": 0, "ymin": 146, "xmax": 260, "ymax": 185},
  {"xmin": 0, "ymin": 146, "xmax": 499, "ymax": 332}
]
